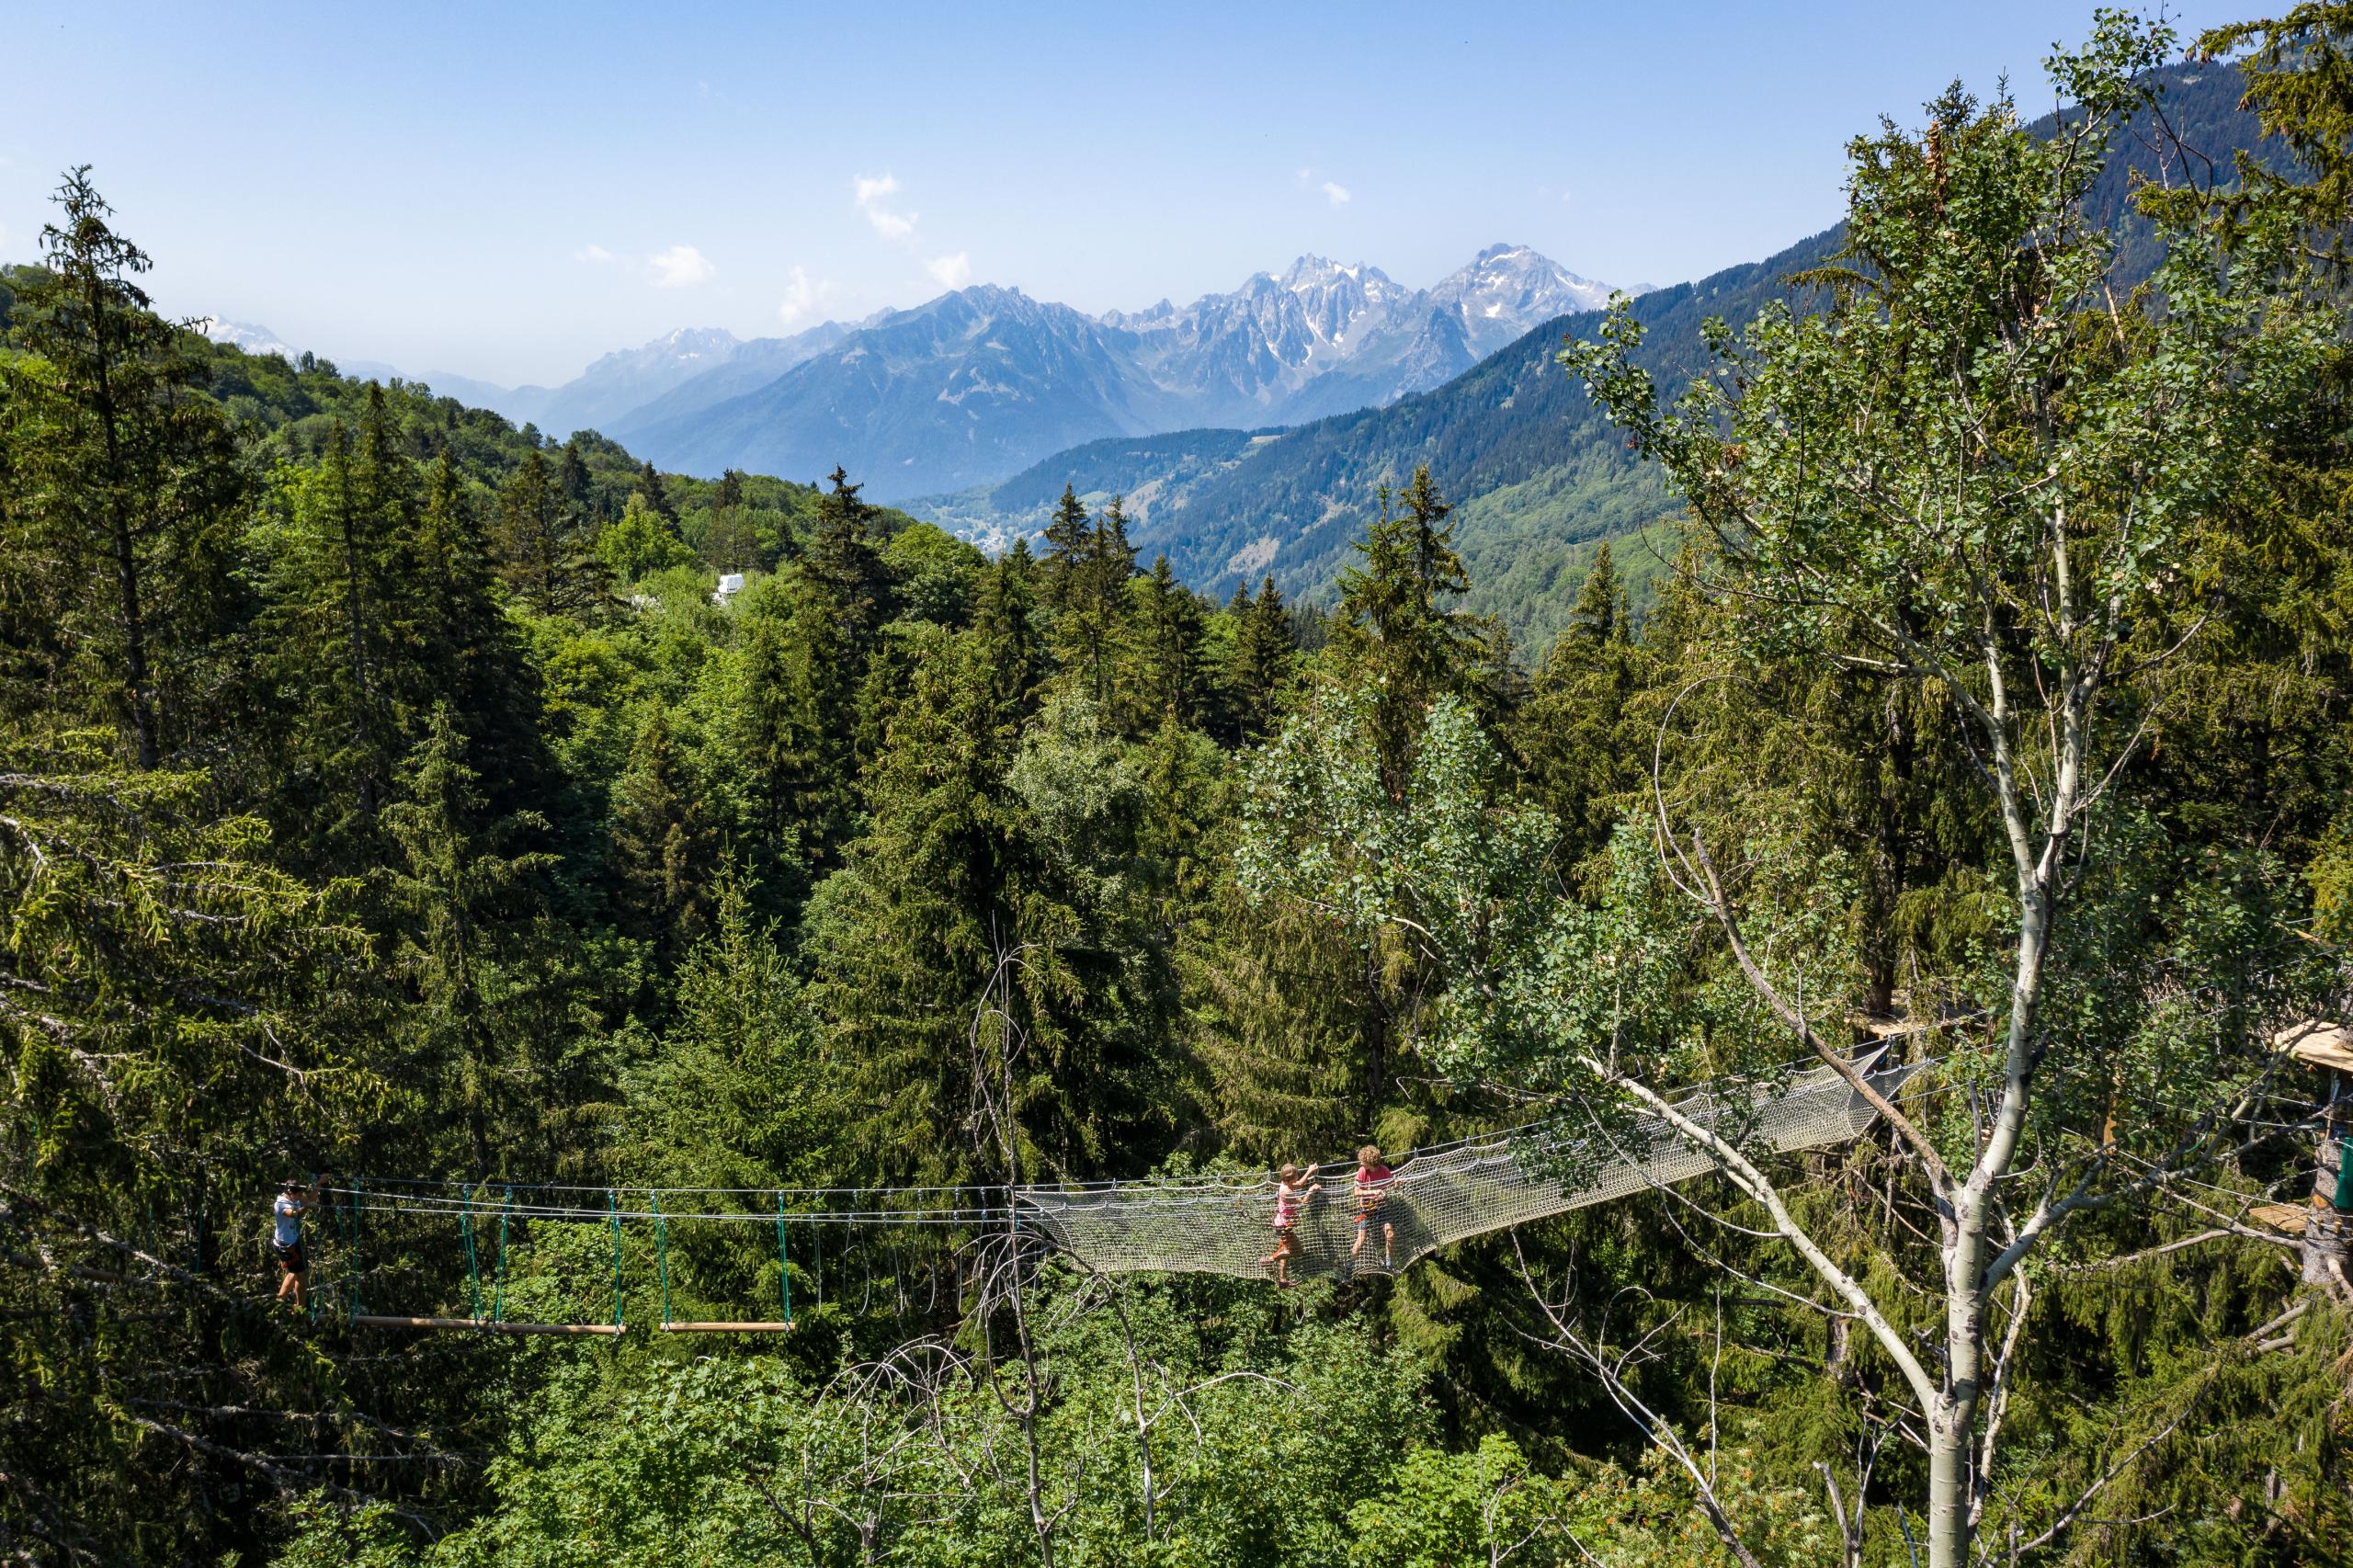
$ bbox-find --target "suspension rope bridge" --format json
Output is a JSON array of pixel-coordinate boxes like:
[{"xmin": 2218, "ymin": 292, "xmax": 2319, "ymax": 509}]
[{"xmin": 314, "ymin": 1052, "xmax": 1918, "ymax": 1334}]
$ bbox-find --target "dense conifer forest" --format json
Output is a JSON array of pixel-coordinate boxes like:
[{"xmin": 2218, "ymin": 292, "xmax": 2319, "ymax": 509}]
[{"xmin": 7, "ymin": 12, "xmax": 2353, "ymax": 1566}]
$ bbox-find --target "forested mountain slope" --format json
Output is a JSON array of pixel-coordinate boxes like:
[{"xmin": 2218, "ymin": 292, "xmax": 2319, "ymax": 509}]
[
  {"xmin": 7, "ymin": 27, "xmax": 2350, "ymax": 1568},
  {"xmin": 1020, "ymin": 62, "xmax": 2264, "ymax": 653}
]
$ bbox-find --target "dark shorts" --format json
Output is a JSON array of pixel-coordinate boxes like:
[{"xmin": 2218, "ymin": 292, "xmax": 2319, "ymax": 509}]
[
  {"xmin": 1355, "ymin": 1194, "xmax": 1389, "ymax": 1227},
  {"xmin": 273, "ymin": 1242, "xmax": 307, "ymax": 1275}
]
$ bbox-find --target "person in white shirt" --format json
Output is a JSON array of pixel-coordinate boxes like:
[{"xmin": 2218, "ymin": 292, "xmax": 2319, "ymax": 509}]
[{"xmin": 272, "ymin": 1176, "xmax": 321, "ymax": 1310}]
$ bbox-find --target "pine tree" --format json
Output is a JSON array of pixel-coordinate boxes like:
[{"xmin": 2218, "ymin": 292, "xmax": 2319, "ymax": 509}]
[
  {"xmin": 609, "ymin": 707, "xmax": 720, "ymax": 971},
  {"xmin": 494, "ymin": 449, "xmax": 606, "ymax": 615},
  {"xmin": 383, "ymin": 705, "xmax": 559, "ymax": 1169},
  {"xmin": 1039, "ymin": 483, "xmax": 1091, "ymax": 611},
  {"xmin": 804, "ymin": 465, "xmax": 890, "ymax": 644},
  {"xmin": 556, "ymin": 439, "xmax": 593, "ymax": 513},
  {"xmin": 1126, "ymin": 554, "xmax": 1207, "ymax": 729},
  {"xmin": 253, "ymin": 393, "xmax": 419, "ymax": 860},
  {"xmin": 1331, "ymin": 465, "xmax": 1484, "ymax": 795},
  {"xmin": 634, "ymin": 458, "xmax": 675, "ymax": 523},
  {"xmin": 0, "ymin": 168, "xmax": 244, "ymax": 765},
  {"xmin": 415, "ymin": 449, "xmax": 552, "ymax": 818},
  {"xmin": 1515, "ymin": 545, "xmax": 1637, "ymax": 865},
  {"xmin": 1052, "ymin": 494, "xmax": 1136, "ymax": 707},
  {"xmin": 1223, "ymin": 575, "xmax": 1298, "ymax": 742},
  {"xmin": 974, "ymin": 537, "xmax": 1043, "ymax": 733}
]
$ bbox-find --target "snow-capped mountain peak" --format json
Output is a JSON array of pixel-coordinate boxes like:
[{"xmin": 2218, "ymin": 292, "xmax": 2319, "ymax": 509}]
[
  {"xmin": 194, "ymin": 318, "xmax": 301, "ymax": 358},
  {"xmin": 1425, "ymin": 243, "xmax": 1620, "ymax": 349}
]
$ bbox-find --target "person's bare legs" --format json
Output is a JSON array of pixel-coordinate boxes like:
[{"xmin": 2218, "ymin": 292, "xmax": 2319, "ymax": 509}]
[{"xmin": 1382, "ymin": 1220, "xmax": 1393, "ymax": 1268}]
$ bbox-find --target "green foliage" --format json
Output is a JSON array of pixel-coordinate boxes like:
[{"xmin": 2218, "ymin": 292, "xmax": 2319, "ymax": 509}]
[{"xmin": 10, "ymin": 62, "xmax": 2353, "ymax": 1562}]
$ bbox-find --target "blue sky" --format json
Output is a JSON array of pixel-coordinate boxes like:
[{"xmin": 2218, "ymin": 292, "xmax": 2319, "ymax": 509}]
[{"xmin": 2, "ymin": 1, "xmax": 2247, "ymax": 387}]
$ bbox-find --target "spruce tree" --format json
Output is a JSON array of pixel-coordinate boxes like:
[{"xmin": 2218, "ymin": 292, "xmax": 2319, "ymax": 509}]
[
  {"xmin": 415, "ymin": 449, "xmax": 552, "ymax": 819},
  {"xmin": 253, "ymin": 396, "xmax": 419, "ymax": 861},
  {"xmin": 556, "ymin": 439, "xmax": 593, "ymax": 513},
  {"xmin": 1331, "ymin": 466, "xmax": 1483, "ymax": 795},
  {"xmin": 1038, "ymin": 483, "xmax": 1091, "ymax": 611},
  {"xmin": 1126, "ymin": 553, "xmax": 1207, "ymax": 729},
  {"xmin": 974, "ymin": 537, "xmax": 1043, "ymax": 733},
  {"xmin": 609, "ymin": 706, "xmax": 720, "ymax": 972},
  {"xmin": 634, "ymin": 458, "xmax": 675, "ymax": 523},
  {"xmin": 494, "ymin": 449, "xmax": 606, "ymax": 615},
  {"xmin": 1223, "ymin": 575, "xmax": 1298, "ymax": 742},
  {"xmin": 0, "ymin": 168, "xmax": 244, "ymax": 766}
]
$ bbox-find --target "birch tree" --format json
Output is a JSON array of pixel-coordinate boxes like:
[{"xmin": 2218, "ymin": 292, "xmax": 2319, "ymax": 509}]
[
  {"xmin": 1244, "ymin": 17, "xmax": 2340, "ymax": 1565},
  {"xmin": 1558, "ymin": 23, "xmax": 2334, "ymax": 1565}
]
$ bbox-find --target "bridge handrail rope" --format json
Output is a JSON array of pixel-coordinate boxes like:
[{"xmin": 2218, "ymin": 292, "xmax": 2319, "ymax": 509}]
[
  {"xmin": 491, "ymin": 1187, "xmax": 511, "ymax": 1326},
  {"xmin": 323, "ymin": 1050, "xmax": 1958, "ymax": 1292},
  {"xmin": 652, "ymin": 1188, "xmax": 671, "ymax": 1327},
  {"xmin": 776, "ymin": 1189, "xmax": 791, "ymax": 1326},
  {"xmin": 608, "ymin": 1190, "xmax": 623, "ymax": 1330},
  {"xmin": 460, "ymin": 1183, "xmax": 481, "ymax": 1324}
]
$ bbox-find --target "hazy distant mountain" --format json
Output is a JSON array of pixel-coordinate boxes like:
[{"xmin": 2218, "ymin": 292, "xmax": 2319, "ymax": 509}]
[
  {"xmin": 1038, "ymin": 64, "xmax": 2266, "ymax": 656},
  {"xmin": 302, "ymin": 323, "xmax": 855, "ymax": 437},
  {"xmin": 624, "ymin": 286, "xmax": 1173, "ymax": 495},
  {"xmin": 606, "ymin": 321, "xmax": 858, "ymax": 443},
  {"xmin": 1428, "ymin": 244, "xmax": 1619, "ymax": 353},
  {"xmin": 618, "ymin": 244, "xmax": 1626, "ymax": 498},
  {"xmin": 1109, "ymin": 245, "xmax": 1625, "ymax": 428},
  {"xmin": 489, "ymin": 325, "xmax": 743, "ymax": 438},
  {"xmin": 193, "ymin": 318, "xmax": 301, "ymax": 358},
  {"xmin": 912, "ymin": 427, "xmax": 1280, "ymax": 553}
]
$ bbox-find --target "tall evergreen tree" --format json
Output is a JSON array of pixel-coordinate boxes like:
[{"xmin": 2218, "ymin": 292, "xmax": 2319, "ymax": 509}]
[
  {"xmin": 0, "ymin": 168, "xmax": 244, "ymax": 766},
  {"xmin": 1038, "ymin": 483, "xmax": 1091, "ymax": 612},
  {"xmin": 1222, "ymin": 574, "xmax": 1298, "ymax": 742},
  {"xmin": 609, "ymin": 706, "xmax": 721, "ymax": 972},
  {"xmin": 556, "ymin": 439, "xmax": 593, "ymax": 513},
  {"xmin": 974, "ymin": 536, "xmax": 1043, "ymax": 734},
  {"xmin": 1052, "ymin": 494, "xmax": 1136, "ymax": 708},
  {"xmin": 253, "ymin": 394, "xmax": 418, "ymax": 860},
  {"xmin": 1331, "ymin": 466, "xmax": 1484, "ymax": 795},
  {"xmin": 383, "ymin": 705, "xmax": 559, "ymax": 1170},
  {"xmin": 1126, "ymin": 554, "xmax": 1207, "ymax": 729},
  {"xmin": 1514, "ymin": 545, "xmax": 1637, "ymax": 865},
  {"xmin": 633, "ymin": 458, "xmax": 674, "ymax": 522},
  {"xmin": 494, "ymin": 449, "xmax": 605, "ymax": 615},
  {"xmin": 415, "ymin": 449, "xmax": 552, "ymax": 818}
]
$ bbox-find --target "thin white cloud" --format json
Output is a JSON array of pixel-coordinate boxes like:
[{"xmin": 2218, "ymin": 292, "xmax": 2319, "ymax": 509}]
[
  {"xmin": 854, "ymin": 172, "xmax": 917, "ymax": 240},
  {"xmin": 778, "ymin": 265, "xmax": 836, "ymax": 324},
  {"xmin": 926, "ymin": 252, "xmax": 972, "ymax": 289},
  {"xmin": 647, "ymin": 244, "xmax": 715, "ymax": 289},
  {"xmin": 574, "ymin": 243, "xmax": 616, "ymax": 264},
  {"xmin": 1322, "ymin": 180, "xmax": 1352, "ymax": 206}
]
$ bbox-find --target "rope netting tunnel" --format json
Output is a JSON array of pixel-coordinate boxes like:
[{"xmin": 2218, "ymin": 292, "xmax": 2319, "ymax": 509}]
[
  {"xmin": 317, "ymin": 1055, "xmax": 1917, "ymax": 1320},
  {"xmin": 1016, "ymin": 1057, "xmax": 1918, "ymax": 1282}
]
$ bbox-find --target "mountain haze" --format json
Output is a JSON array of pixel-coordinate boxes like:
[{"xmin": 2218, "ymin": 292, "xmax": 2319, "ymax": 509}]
[
  {"xmin": 964, "ymin": 62, "xmax": 2268, "ymax": 654},
  {"xmin": 617, "ymin": 244, "xmax": 1624, "ymax": 497}
]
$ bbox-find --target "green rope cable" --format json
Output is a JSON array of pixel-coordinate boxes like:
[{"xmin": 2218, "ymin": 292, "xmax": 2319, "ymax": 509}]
[
  {"xmin": 778, "ymin": 1192, "xmax": 793, "ymax": 1324},
  {"xmin": 491, "ymin": 1186, "xmax": 511, "ymax": 1325},
  {"xmin": 460, "ymin": 1183, "xmax": 482, "ymax": 1324},
  {"xmin": 2335, "ymin": 1135, "xmax": 2353, "ymax": 1211},
  {"xmin": 335, "ymin": 1184, "xmax": 359, "ymax": 1326},
  {"xmin": 652, "ymin": 1189, "xmax": 671, "ymax": 1326},
  {"xmin": 608, "ymin": 1190, "xmax": 624, "ymax": 1329}
]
